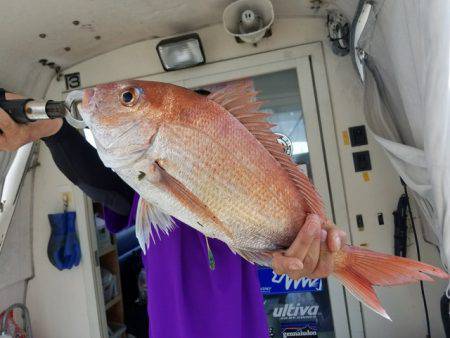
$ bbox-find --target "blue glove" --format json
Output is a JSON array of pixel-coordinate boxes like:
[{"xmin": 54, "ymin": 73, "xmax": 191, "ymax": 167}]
[
  {"xmin": 64, "ymin": 212, "xmax": 81, "ymax": 268},
  {"xmin": 47, "ymin": 212, "xmax": 81, "ymax": 270}
]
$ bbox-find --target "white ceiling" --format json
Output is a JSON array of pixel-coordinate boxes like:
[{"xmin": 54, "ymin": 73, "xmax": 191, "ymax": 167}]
[{"xmin": 0, "ymin": 0, "xmax": 356, "ymax": 96}]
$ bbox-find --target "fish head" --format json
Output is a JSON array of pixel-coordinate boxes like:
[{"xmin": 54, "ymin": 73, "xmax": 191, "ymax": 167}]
[{"xmin": 80, "ymin": 80, "xmax": 175, "ymax": 168}]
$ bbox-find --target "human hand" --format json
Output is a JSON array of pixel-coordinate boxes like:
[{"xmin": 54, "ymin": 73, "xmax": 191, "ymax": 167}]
[
  {"xmin": 0, "ymin": 92, "xmax": 63, "ymax": 151},
  {"xmin": 271, "ymin": 214, "xmax": 346, "ymax": 279}
]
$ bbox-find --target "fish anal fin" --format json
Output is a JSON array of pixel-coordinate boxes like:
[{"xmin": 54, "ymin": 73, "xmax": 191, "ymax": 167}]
[
  {"xmin": 233, "ymin": 247, "xmax": 272, "ymax": 266},
  {"xmin": 152, "ymin": 161, "xmax": 233, "ymax": 239},
  {"xmin": 208, "ymin": 83, "xmax": 324, "ymax": 218}
]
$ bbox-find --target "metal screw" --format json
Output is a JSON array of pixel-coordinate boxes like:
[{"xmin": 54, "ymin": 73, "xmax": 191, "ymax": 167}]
[
  {"xmin": 64, "ymin": 46, "xmax": 71, "ymax": 51},
  {"xmin": 72, "ymin": 20, "xmax": 80, "ymax": 26},
  {"xmin": 39, "ymin": 33, "xmax": 46, "ymax": 38},
  {"xmin": 94, "ymin": 35, "xmax": 101, "ymax": 40},
  {"xmin": 310, "ymin": 0, "xmax": 322, "ymax": 11},
  {"xmin": 357, "ymin": 48, "xmax": 368, "ymax": 61}
]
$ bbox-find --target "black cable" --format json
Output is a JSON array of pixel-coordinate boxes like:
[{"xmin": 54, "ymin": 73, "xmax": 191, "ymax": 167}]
[
  {"xmin": 402, "ymin": 180, "xmax": 431, "ymax": 338},
  {"xmin": 393, "ymin": 194, "xmax": 408, "ymax": 257},
  {"xmin": 441, "ymin": 294, "xmax": 450, "ymax": 337}
]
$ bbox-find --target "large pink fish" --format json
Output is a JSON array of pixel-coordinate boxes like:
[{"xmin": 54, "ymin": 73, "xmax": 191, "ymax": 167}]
[{"xmin": 79, "ymin": 80, "xmax": 449, "ymax": 319}]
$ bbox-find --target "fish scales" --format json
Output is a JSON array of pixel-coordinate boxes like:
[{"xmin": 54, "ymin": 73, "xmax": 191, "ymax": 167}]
[{"xmin": 155, "ymin": 123, "xmax": 300, "ymax": 249}]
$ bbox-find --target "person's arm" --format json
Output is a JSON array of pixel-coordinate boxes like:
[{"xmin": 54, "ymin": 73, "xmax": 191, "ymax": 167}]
[
  {"xmin": 0, "ymin": 92, "xmax": 134, "ymax": 216},
  {"xmin": 42, "ymin": 119, "xmax": 134, "ymax": 216},
  {"xmin": 0, "ymin": 92, "xmax": 63, "ymax": 150}
]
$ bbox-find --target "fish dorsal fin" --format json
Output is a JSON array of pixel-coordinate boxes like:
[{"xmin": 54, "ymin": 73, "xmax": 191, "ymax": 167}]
[{"xmin": 208, "ymin": 83, "xmax": 325, "ymax": 218}]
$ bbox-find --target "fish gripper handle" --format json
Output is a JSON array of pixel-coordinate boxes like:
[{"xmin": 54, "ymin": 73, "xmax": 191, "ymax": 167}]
[{"xmin": 0, "ymin": 88, "xmax": 34, "ymax": 124}]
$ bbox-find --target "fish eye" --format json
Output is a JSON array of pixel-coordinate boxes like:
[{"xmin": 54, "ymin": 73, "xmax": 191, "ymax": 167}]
[
  {"xmin": 122, "ymin": 91, "xmax": 133, "ymax": 103},
  {"xmin": 119, "ymin": 87, "xmax": 140, "ymax": 106}
]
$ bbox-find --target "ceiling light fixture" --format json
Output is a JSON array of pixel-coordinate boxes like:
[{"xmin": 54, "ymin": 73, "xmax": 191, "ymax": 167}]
[{"xmin": 156, "ymin": 33, "xmax": 205, "ymax": 71}]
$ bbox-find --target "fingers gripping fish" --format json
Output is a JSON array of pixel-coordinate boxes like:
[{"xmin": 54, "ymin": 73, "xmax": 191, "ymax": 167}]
[{"xmin": 79, "ymin": 80, "xmax": 449, "ymax": 320}]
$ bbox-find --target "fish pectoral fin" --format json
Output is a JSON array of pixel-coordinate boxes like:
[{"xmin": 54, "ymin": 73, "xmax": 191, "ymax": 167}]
[
  {"xmin": 151, "ymin": 161, "xmax": 233, "ymax": 240},
  {"xmin": 136, "ymin": 197, "xmax": 175, "ymax": 253}
]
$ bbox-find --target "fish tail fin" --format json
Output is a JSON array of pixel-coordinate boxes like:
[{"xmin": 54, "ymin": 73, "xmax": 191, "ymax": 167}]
[{"xmin": 333, "ymin": 245, "xmax": 449, "ymax": 320}]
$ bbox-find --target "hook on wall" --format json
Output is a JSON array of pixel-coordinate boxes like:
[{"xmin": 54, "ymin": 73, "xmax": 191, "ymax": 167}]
[{"xmin": 62, "ymin": 192, "xmax": 69, "ymax": 212}]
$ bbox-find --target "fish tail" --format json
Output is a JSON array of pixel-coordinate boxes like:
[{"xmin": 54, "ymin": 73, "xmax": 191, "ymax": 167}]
[{"xmin": 333, "ymin": 245, "xmax": 449, "ymax": 320}]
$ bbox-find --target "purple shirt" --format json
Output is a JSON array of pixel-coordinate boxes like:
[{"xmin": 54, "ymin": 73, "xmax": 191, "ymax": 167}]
[{"xmin": 105, "ymin": 194, "xmax": 269, "ymax": 338}]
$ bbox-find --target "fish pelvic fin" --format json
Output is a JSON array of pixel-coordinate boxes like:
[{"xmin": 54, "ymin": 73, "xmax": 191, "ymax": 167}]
[
  {"xmin": 136, "ymin": 197, "xmax": 175, "ymax": 253},
  {"xmin": 208, "ymin": 82, "xmax": 325, "ymax": 219},
  {"xmin": 333, "ymin": 245, "xmax": 450, "ymax": 320}
]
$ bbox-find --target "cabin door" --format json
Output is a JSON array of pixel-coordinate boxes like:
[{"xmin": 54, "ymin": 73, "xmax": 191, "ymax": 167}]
[{"xmin": 142, "ymin": 42, "xmax": 364, "ymax": 338}]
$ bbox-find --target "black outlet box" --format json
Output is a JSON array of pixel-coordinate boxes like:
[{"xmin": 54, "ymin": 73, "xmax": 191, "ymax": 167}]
[
  {"xmin": 356, "ymin": 214, "xmax": 364, "ymax": 230},
  {"xmin": 349, "ymin": 125, "xmax": 368, "ymax": 147},
  {"xmin": 353, "ymin": 150, "xmax": 372, "ymax": 172},
  {"xmin": 377, "ymin": 212, "xmax": 384, "ymax": 225}
]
